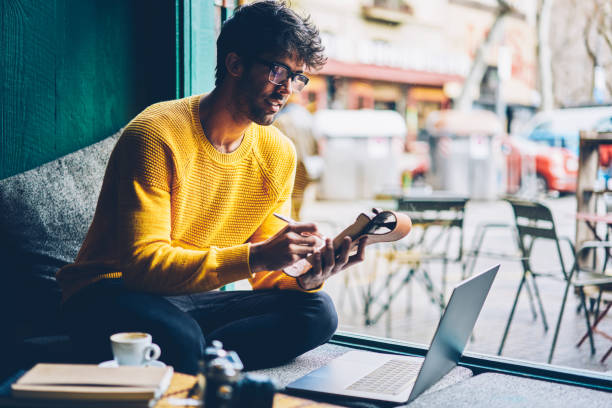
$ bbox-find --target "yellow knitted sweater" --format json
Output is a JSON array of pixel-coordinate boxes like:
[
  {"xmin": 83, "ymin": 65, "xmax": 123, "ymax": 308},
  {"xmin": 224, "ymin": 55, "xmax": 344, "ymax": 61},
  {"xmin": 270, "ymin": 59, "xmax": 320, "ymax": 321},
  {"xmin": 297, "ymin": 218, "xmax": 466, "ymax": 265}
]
[{"xmin": 56, "ymin": 95, "xmax": 305, "ymax": 300}]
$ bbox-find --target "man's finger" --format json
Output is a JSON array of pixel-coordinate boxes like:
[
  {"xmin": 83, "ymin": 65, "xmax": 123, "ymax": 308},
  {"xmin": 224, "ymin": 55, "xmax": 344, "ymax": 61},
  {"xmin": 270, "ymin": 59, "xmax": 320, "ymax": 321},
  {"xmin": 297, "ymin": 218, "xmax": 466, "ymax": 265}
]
[
  {"xmin": 332, "ymin": 237, "xmax": 351, "ymax": 271},
  {"xmin": 321, "ymin": 238, "xmax": 334, "ymax": 270},
  {"xmin": 344, "ymin": 237, "xmax": 367, "ymax": 269},
  {"xmin": 287, "ymin": 233, "xmax": 320, "ymax": 247},
  {"xmin": 288, "ymin": 244, "xmax": 317, "ymax": 255},
  {"xmin": 311, "ymin": 251, "xmax": 323, "ymax": 275},
  {"xmin": 287, "ymin": 222, "xmax": 319, "ymax": 234}
]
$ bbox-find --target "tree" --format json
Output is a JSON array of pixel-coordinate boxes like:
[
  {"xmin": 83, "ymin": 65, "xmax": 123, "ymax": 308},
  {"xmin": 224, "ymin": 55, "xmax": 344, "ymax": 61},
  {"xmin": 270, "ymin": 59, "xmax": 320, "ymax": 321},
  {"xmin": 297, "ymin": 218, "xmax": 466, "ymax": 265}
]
[
  {"xmin": 549, "ymin": 0, "xmax": 612, "ymax": 106},
  {"xmin": 536, "ymin": 0, "xmax": 554, "ymax": 111}
]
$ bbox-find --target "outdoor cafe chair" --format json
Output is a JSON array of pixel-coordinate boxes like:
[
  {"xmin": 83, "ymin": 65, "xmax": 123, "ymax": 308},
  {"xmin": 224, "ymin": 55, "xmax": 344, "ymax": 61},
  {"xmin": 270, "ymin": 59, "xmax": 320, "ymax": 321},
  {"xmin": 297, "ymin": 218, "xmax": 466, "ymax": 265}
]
[
  {"xmin": 361, "ymin": 243, "xmax": 446, "ymax": 329},
  {"xmin": 549, "ymin": 240, "xmax": 612, "ymax": 364},
  {"xmin": 396, "ymin": 195, "xmax": 468, "ymax": 297},
  {"xmin": 497, "ymin": 198, "xmax": 576, "ymax": 360},
  {"xmin": 358, "ymin": 195, "xmax": 468, "ymax": 327},
  {"xmin": 337, "ymin": 195, "xmax": 467, "ymax": 330},
  {"xmin": 462, "ymin": 201, "xmax": 541, "ymax": 323}
]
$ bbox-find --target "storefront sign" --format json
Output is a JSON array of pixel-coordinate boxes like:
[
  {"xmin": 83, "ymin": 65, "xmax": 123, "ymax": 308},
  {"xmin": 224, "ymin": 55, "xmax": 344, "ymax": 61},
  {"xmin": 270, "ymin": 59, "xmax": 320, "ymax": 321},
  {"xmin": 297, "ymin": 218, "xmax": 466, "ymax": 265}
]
[{"xmin": 321, "ymin": 33, "xmax": 470, "ymax": 77}]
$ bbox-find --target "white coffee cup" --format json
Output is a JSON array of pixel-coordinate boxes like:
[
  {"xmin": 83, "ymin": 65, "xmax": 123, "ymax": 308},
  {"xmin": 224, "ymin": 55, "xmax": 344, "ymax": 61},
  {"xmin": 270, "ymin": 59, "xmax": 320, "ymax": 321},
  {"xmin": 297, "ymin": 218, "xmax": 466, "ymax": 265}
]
[{"xmin": 110, "ymin": 332, "xmax": 161, "ymax": 366}]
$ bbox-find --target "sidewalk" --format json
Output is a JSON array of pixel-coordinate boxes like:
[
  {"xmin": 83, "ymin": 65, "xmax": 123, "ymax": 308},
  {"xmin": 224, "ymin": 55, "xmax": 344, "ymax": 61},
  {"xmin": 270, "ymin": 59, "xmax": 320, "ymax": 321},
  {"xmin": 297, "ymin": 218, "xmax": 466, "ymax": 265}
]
[{"xmin": 300, "ymin": 195, "xmax": 612, "ymax": 373}]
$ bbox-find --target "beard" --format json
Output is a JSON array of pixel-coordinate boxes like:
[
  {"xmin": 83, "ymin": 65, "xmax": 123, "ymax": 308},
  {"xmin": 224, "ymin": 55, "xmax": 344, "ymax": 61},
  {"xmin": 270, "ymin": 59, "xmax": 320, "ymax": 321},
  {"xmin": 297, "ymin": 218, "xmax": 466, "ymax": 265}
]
[
  {"xmin": 234, "ymin": 75, "xmax": 286, "ymax": 126},
  {"xmin": 247, "ymin": 101, "xmax": 278, "ymax": 126}
]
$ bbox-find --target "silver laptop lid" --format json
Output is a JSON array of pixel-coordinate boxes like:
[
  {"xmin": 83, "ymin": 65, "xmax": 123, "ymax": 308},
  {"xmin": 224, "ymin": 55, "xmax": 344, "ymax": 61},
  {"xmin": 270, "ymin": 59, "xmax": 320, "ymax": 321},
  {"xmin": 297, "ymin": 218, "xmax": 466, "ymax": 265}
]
[{"xmin": 407, "ymin": 264, "xmax": 499, "ymax": 402}]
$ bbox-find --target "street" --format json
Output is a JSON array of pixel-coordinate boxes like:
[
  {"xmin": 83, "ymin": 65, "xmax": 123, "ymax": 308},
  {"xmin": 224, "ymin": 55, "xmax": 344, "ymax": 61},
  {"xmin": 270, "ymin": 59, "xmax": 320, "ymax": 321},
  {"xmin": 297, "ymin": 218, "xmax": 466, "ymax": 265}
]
[{"xmin": 299, "ymin": 193, "xmax": 611, "ymax": 373}]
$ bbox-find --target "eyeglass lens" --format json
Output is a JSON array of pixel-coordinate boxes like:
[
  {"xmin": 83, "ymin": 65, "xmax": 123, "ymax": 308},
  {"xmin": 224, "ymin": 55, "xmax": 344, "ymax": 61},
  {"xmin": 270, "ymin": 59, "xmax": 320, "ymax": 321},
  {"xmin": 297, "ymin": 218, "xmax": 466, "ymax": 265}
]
[{"xmin": 269, "ymin": 65, "xmax": 308, "ymax": 92}]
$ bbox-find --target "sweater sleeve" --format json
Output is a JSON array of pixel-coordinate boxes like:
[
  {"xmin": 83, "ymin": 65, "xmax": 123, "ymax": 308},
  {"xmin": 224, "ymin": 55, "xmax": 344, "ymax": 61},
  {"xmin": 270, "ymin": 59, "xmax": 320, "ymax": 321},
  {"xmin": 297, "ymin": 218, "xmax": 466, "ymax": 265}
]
[
  {"xmin": 116, "ymin": 130, "xmax": 253, "ymax": 294},
  {"xmin": 247, "ymin": 188, "xmax": 322, "ymax": 293}
]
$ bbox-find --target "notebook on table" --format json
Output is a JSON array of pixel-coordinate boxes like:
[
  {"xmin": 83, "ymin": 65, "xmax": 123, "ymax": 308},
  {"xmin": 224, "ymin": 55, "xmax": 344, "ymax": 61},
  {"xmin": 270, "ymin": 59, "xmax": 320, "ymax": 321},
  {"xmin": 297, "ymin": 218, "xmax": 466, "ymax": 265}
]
[
  {"xmin": 7, "ymin": 363, "xmax": 173, "ymax": 407},
  {"xmin": 285, "ymin": 265, "xmax": 500, "ymax": 405}
]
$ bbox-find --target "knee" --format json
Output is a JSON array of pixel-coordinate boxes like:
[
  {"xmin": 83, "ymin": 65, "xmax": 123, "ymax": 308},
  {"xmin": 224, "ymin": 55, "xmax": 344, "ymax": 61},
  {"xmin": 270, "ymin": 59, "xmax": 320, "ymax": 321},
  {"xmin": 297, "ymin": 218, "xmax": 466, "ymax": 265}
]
[
  {"xmin": 292, "ymin": 291, "xmax": 338, "ymax": 345},
  {"xmin": 153, "ymin": 318, "xmax": 205, "ymax": 375}
]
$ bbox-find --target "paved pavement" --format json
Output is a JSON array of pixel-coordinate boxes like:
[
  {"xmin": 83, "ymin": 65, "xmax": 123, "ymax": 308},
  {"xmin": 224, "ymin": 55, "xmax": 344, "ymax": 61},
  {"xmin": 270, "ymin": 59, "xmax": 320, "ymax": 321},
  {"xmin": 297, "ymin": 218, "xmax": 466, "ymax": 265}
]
[{"xmin": 297, "ymin": 194, "xmax": 612, "ymax": 374}]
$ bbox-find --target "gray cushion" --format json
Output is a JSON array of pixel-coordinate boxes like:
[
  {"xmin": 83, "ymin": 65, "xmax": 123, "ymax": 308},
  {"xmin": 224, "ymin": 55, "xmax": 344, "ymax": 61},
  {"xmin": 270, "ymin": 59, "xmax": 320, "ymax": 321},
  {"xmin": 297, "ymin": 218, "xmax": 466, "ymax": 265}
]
[
  {"xmin": 0, "ymin": 131, "xmax": 120, "ymax": 338},
  {"xmin": 407, "ymin": 372, "xmax": 612, "ymax": 408}
]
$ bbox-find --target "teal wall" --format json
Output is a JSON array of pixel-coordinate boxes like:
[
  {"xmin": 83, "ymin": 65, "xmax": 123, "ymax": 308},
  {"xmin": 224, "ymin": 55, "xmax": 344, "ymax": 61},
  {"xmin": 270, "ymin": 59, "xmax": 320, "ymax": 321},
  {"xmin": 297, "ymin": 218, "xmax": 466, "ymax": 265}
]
[
  {"xmin": 1, "ymin": 0, "xmax": 178, "ymax": 180},
  {"xmin": 182, "ymin": 0, "xmax": 217, "ymax": 96}
]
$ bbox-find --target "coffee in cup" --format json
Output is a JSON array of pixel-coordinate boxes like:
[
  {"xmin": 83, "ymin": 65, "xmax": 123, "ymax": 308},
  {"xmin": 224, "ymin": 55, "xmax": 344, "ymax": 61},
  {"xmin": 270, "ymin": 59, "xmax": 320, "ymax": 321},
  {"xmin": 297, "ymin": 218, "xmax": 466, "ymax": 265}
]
[{"xmin": 110, "ymin": 332, "xmax": 161, "ymax": 366}]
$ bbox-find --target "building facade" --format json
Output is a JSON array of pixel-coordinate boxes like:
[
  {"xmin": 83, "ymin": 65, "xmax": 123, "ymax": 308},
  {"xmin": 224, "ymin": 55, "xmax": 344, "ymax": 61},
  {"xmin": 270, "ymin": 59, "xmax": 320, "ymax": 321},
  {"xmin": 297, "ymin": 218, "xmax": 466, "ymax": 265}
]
[{"xmin": 291, "ymin": 0, "xmax": 538, "ymax": 136}]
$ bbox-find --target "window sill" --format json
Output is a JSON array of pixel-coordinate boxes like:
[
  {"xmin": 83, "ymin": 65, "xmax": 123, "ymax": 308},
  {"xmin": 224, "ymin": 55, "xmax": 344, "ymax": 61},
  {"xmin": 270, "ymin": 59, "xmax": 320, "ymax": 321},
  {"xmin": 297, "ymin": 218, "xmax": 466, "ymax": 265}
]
[{"xmin": 331, "ymin": 331, "xmax": 612, "ymax": 392}]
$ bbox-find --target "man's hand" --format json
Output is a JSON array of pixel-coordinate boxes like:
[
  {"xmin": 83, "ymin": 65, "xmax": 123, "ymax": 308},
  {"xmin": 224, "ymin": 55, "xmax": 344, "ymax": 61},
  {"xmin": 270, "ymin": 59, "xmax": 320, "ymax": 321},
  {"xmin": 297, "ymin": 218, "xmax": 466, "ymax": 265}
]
[
  {"xmin": 249, "ymin": 222, "xmax": 321, "ymax": 273},
  {"xmin": 297, "ymin": 236, "xmax": 368, "ymax": 291}
]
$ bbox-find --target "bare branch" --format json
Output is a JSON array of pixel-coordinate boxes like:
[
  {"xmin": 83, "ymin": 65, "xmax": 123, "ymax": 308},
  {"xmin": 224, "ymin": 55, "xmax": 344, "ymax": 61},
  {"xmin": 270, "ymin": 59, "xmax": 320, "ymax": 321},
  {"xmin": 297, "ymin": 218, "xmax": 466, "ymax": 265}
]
[
  {"xmin": 583, "ymin": 15, "xmax": 596, "ymax": 64},
  {"xmin": 597, "ymin": 25, "xmax": 612, "ymax": 51}
]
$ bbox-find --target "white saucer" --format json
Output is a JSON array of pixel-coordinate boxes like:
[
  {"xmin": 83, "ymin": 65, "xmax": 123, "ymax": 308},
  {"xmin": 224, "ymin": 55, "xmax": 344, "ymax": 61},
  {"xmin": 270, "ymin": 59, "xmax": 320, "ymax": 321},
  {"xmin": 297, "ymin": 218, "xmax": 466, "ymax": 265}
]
[{"xmin": 98, "ymin": 360, "xmax": 166, "ymax": 368}]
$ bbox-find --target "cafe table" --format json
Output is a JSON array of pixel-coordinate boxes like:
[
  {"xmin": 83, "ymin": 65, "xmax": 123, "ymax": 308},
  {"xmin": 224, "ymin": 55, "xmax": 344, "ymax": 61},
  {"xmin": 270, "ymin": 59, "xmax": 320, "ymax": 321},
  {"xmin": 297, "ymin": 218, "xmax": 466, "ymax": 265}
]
[{"xmin": 156, "ymin": 372, "xmax": 343, "ymax": 407}]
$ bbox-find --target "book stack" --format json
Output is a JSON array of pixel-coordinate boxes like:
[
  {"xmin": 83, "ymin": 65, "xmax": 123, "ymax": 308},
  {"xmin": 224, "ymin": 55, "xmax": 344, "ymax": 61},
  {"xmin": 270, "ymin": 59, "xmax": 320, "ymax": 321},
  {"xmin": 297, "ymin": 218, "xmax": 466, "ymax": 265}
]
[{"xmin": 2, "ymin": 363, "xmax": 173, "ymax": 407}]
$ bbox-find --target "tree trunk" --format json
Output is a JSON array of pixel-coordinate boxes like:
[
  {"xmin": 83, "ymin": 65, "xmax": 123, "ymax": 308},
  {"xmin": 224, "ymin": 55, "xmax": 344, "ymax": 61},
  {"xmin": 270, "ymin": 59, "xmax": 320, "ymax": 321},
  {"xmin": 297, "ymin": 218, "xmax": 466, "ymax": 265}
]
[{"xmin": 536, "ymin": 0, "xmax": 555, "ymax": 111}]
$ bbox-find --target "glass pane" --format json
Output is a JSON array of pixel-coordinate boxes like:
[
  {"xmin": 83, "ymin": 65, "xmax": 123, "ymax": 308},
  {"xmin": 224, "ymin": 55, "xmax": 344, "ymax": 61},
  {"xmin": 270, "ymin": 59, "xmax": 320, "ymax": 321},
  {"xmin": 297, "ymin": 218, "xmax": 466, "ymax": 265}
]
[{"xmin": 265, "ymin": 0, "xmax": 612, "ymax": 377}]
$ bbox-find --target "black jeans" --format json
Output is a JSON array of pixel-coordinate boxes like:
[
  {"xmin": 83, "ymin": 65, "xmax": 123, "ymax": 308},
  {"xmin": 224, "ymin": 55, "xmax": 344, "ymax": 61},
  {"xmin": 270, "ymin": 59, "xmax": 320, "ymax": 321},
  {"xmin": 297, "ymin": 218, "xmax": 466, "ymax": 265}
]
[{"xmin": 61, "ymin": 279, "xmax": 338, "ymax": 374}]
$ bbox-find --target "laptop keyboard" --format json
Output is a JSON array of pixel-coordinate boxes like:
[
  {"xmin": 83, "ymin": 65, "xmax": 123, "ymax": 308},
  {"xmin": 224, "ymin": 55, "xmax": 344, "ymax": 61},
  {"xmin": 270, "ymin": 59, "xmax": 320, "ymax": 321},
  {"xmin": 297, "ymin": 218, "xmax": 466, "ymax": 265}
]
[{"xmin": 346, "ymin": 359, "xmax": 422, "ymax": 395}]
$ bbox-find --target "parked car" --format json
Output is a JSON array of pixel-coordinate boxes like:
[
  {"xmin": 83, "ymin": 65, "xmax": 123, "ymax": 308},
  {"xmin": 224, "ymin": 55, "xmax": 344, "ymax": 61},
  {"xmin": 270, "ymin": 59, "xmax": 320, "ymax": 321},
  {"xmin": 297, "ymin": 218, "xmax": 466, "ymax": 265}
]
[
  {"xmin": 516, "ymin": 106, "xmax": 612, "ymax": 156},
  {"xmin": 511, "ymin": 106, "xmax": 612, "ymax": 194},
  {"xmin": 502, "ymin": 135, "xmax": 578, "ymax": 195}
]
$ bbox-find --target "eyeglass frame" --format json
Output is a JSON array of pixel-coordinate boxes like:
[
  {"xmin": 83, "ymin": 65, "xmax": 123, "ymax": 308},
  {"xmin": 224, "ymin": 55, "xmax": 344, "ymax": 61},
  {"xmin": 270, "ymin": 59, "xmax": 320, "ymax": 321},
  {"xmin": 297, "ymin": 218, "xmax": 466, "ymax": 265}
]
[{"xmin": 252, "ymin": 57, "xmax": 310, "ymax": 93}]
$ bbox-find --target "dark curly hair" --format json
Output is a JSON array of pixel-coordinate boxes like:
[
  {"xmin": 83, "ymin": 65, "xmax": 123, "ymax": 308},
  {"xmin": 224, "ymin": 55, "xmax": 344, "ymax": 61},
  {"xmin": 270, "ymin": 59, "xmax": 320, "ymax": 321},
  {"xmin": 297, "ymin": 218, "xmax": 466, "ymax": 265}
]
[{"xmin": 215, "ymin": 0, "xmax": 326, "ymax": 86}]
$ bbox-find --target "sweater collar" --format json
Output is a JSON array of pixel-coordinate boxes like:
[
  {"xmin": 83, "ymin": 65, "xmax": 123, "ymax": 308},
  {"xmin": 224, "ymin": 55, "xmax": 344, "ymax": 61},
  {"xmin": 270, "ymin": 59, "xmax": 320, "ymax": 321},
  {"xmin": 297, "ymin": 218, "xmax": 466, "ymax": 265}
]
[{"xmin": 190, "ymin": 94, "xmax": 254, "ymax": 165}]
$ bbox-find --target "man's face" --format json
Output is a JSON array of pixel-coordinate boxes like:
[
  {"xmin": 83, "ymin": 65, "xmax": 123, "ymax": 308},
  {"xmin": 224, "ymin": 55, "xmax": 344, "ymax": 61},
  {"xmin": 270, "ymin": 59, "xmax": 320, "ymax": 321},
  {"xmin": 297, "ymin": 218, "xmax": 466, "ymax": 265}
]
[{"xmin": 235, "ymin": 53, "xmax": 305, "ymax": 126}]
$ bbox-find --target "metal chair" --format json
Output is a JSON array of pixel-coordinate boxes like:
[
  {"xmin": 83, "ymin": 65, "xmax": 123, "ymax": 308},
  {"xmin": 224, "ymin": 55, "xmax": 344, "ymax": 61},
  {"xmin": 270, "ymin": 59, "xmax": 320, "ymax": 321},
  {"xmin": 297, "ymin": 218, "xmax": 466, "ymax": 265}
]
[
  {"xmin": 462, "ymin": 208, "xmax": 540, "ymax": 323},
  {"xmin": 363, "ymin": 243, "xmax": 445, "ymax": 329},
  {"xmin": 549, "ymin": 240, "xmax": 612, "ymax": 363},
  {"xmin": 497, "ymin": 198, "xmax": 576, "ymax": 359},
  {"xmin": 361, "ymin": 195, "xmax": 467, "ymax": 327},
  {"xmin": 396, "ymin": 195, "xmax": 468, "ymax": 297}
]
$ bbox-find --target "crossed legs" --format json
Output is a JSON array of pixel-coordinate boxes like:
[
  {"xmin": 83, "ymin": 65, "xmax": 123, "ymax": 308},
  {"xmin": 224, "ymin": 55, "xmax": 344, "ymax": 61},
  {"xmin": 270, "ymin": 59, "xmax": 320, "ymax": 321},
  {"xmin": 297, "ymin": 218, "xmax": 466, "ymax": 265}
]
[{"xmin": 62, "ymin": 279, "xmax": 338, "ymax": 374}]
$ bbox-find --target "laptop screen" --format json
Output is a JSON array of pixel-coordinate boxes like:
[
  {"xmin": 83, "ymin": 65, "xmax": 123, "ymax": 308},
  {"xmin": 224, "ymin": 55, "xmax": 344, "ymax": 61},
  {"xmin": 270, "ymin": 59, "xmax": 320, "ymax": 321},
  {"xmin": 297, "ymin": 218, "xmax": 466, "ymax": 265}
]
[{"xmin": 408, "ymin": 264, "xmax": 499, "ymax": 401}]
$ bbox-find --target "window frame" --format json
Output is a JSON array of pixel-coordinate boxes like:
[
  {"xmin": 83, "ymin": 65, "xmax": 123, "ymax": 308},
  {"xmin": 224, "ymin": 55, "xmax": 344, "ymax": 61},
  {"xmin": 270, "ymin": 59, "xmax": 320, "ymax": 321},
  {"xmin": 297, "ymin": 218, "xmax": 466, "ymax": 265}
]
[
  {"xmin": 177, "ymin": 1, "xmax": 612, "ymax": 393},
  {"xmin": 332, "ymin": 331, "xmax": 612, "ymax": 392}
]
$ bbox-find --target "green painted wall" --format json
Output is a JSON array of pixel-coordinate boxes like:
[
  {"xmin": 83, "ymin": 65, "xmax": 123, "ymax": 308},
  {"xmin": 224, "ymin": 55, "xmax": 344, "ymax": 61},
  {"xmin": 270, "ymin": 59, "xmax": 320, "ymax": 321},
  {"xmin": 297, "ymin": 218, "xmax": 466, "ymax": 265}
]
[
  {"xmin": 183, "ymin": 0, "xmax": 217, "ymax": 96},
  {"xmin": 1, "ymin": 0, "xmax": 177, "ymax": 180}
]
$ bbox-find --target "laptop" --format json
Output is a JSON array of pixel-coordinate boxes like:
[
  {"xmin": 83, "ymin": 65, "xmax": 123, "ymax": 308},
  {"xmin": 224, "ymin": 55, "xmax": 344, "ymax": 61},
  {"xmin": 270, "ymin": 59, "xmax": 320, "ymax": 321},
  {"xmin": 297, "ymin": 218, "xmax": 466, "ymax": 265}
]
[{"xmin": 285, "ymin": 264, "xmax": 500, "ymax": 404}]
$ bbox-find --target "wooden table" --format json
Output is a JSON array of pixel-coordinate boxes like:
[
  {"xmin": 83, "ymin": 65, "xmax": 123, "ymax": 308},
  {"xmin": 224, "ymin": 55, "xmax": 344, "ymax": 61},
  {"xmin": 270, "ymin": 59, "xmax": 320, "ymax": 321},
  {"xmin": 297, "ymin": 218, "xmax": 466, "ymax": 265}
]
[
  {"xmin": 574, "ymin": 212, "xmax": 612, "ymax": 362},
  {"xmin": 156, "ymin": 373, "xmax": 342, "ymax": 408},
  {"xmin": 575, "ymin": 212, "xmax": 612, "ymax": 266},
  {"xmin": 575, "ymin": 131, "xmax": 612, "ymax": 267},
  {"xmin": 576, "ymin": 212, "xmax": 612, "ymax": 234}
]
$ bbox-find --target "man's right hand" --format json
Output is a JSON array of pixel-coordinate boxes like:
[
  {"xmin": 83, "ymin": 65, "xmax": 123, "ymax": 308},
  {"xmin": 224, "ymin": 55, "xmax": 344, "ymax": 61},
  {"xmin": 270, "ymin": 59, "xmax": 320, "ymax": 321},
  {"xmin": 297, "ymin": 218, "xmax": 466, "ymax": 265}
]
[{"xmin": 249, "ymin": 223, "xmax": 322, "ymax": 273}]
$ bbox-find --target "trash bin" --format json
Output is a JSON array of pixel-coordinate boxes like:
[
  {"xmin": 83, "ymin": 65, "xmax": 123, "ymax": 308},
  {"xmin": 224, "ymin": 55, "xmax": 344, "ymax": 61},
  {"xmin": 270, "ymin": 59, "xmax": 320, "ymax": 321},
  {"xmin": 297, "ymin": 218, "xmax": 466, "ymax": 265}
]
[
  {"xmin": 425, "ymin": 109, "xmax": 506, "ymax": 200},
  {"xmin": 313, "ymin": 109, "xmax": 406, "ymax": 200}
]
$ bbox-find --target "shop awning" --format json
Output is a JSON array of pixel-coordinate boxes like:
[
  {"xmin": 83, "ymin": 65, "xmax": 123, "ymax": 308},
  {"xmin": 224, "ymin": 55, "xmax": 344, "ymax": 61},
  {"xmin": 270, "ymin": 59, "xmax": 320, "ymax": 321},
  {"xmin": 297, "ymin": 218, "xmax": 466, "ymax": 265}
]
[{"xmin": 316, "ymin": 59, "xmax": 464, "ymax": 86}]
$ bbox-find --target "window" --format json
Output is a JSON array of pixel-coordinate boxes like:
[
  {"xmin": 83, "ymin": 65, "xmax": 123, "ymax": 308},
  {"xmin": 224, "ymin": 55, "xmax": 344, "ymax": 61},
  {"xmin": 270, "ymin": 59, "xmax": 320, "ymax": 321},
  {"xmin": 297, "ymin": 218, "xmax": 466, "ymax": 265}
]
[{"xmin": 285, "ymin": 0, "xmax": 612, "ymax": 386}]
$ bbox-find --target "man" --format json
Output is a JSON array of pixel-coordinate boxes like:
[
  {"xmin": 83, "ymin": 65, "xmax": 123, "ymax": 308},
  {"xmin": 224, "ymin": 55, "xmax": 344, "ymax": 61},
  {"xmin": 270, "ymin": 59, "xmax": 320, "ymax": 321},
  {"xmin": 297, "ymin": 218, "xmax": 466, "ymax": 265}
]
[{"xmin": 57, "ymin": 0, "xmax": 367, "ymax": 375}]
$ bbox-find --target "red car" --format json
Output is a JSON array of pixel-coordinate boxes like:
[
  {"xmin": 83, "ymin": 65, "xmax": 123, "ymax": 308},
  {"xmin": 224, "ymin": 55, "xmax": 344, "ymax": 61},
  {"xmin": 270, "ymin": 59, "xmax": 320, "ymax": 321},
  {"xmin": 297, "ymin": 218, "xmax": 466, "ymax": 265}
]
[{"xmin": 502, "ymin": 136, "xmax": 578, "ymax": 194}]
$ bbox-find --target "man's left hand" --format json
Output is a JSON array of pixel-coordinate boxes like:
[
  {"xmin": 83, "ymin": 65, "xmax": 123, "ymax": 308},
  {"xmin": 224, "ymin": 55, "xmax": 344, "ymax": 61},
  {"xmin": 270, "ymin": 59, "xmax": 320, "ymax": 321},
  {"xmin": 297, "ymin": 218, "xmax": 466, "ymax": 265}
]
[{"xmin": 296, "ymin": 236, "xmax": 368, "ymax": 291}]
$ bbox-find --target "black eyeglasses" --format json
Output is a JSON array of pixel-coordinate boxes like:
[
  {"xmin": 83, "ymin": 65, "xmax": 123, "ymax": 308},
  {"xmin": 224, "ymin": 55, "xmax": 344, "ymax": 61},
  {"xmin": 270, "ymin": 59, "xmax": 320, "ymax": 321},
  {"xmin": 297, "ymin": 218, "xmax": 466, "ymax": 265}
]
[{"xmin": 253, "ymin": 57, "xmax": 309, "ymax": 93}]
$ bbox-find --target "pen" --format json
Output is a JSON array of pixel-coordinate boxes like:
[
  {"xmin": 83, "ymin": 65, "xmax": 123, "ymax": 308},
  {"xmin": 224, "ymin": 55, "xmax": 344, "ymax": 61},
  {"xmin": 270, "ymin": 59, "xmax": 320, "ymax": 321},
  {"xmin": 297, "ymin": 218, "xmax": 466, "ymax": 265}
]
[
  {"xmin": 273, "ymin": 213, "xmax": 325, "ymax": 239},
  {"xmin": 273, "ymin": 212, "xmax": 296, "ymax": 224}
]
